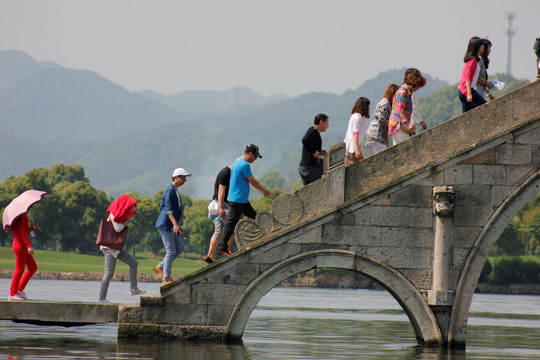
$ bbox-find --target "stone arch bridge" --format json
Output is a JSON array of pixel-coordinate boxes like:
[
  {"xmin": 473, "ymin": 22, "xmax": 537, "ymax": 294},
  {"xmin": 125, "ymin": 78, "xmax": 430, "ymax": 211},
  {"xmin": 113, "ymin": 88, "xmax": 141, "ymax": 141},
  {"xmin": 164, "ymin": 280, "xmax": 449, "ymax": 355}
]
[{"xmin": 118, "ymin": 80, "xmax": 540, "ymax": 348}]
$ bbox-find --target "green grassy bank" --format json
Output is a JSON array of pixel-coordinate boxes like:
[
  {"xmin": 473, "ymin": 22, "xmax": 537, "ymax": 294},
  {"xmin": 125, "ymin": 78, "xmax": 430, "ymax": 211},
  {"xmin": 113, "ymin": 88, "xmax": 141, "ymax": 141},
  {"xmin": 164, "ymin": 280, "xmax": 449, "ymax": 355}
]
[{"xmin": 0, "ymin": 247, "xmax": 206, "ymax": 277}]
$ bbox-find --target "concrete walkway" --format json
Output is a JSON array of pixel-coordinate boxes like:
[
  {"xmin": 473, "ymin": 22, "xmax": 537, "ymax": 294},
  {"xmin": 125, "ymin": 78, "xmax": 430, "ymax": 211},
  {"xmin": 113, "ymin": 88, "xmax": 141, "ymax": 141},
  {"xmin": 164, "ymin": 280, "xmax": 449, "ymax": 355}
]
[{"xmin": 0, "ymin": 300, "xmax": 117, "ymax": 326}]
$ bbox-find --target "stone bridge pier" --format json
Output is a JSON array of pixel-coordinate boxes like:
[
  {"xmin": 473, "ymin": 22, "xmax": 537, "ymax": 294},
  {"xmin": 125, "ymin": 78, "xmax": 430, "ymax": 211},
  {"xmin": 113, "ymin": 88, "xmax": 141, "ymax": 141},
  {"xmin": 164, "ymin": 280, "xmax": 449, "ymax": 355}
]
[{"xmin": 118, "ymin": 80, "xmax": 540, "ymax": 348}]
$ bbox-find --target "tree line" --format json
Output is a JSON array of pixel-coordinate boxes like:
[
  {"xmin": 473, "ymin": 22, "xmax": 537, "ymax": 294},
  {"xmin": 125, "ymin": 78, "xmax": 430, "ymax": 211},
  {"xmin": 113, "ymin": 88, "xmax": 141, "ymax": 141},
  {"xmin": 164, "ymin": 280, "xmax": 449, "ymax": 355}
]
[
  {"xmin": 0, "ymin": 164, "xmax": 284, "ymax": 258},
  {"xmin": 1, "ymin": 164, "xmax": 537, "ymax": 260}
]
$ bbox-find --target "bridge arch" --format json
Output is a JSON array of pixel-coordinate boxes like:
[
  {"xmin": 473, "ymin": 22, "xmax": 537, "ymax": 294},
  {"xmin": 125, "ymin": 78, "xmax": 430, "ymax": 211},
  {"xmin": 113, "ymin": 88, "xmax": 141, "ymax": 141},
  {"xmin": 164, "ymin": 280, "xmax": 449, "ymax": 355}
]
[
  {"xmin": 226, "ymin": 249, "xmax": 442, "ymax": 346},
  {"xmin": 449, "ymin": 171, "xmax": 540, "ymax": 347}
]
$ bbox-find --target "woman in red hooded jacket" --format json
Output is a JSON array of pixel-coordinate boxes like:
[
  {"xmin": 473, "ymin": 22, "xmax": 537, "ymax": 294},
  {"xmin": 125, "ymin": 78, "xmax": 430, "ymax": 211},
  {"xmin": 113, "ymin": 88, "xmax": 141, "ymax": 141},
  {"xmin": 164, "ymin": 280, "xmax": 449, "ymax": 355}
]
[
  {"xmin": 98, "ymin": 194, "xmax": 145, "ymax": 304},
  {"xmin": 8, "ymin": 213, "xmax": 38, "ymax": 301}
]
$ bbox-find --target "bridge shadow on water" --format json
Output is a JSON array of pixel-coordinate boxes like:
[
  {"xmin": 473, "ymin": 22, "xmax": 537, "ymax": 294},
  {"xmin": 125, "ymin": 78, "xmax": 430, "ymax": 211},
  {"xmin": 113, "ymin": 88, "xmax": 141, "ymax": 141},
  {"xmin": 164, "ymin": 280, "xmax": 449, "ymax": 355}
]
[{"xmin": 0, "ymin": 333, "xmax": 468, "ymax": 360}]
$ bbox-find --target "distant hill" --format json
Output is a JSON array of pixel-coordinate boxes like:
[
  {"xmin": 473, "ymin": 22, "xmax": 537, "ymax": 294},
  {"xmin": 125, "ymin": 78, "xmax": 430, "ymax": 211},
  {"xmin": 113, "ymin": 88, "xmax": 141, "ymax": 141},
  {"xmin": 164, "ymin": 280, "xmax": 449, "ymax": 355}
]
[
  {"xmin": 139, "ymin": 87, "xmax": 290, "ymax": 115},
  {"xmin": 3, "ymin": 50, "xmax": 527, "ymax": 199},
  {"xmin": 0, "ymin": 50, "xmax": 61, "ymax": 93},
  {"xmin": 0, "ymin": 50, "xmax": 191, "ymax": 143}
]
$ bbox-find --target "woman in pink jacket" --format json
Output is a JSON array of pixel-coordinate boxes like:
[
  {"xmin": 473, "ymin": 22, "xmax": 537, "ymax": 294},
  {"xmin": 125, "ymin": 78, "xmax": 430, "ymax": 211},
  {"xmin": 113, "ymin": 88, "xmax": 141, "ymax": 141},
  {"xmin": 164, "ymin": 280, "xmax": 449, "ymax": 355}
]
[
  {"xmin": 458, "ymin": 36, "xmax": 487, "ymax": 113},
  {"xmin": 8, "ymin": 214, "xmax": 38, "ymax": 301}
]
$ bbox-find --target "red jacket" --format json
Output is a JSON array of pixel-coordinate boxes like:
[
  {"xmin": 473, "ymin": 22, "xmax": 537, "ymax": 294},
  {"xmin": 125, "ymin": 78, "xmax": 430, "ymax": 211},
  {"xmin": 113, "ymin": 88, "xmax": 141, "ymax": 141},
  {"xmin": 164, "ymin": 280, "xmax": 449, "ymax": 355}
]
[
  {"xmin": 9, "ymin": 214, "xmax": 32, "ymax": 248},
  {"xmin": 458, "ymin": 58, "xmax": 478, "ymax": 96},
  {"xmin": 107, "ymin": 194, "xmax": 137, "ymax": 223}
]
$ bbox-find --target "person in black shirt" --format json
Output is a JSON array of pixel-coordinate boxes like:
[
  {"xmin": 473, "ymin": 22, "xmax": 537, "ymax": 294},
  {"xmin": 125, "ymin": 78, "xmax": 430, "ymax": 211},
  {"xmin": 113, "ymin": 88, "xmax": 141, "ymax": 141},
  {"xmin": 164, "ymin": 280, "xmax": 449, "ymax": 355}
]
[
  {"xmin": 298, "ymin": 113, "xmax": 330, "ymax": 185},
  {"xmin": 204, "ymin": 165, "xmax": 232, "ymax": 263}
]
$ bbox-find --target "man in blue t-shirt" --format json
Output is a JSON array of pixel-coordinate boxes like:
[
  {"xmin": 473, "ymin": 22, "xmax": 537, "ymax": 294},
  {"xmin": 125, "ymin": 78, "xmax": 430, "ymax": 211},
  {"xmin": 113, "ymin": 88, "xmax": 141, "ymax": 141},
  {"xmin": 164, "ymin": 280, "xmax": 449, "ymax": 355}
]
[{"xmin": 217, "ymin": 144, "xmax": 272, "ymax": 257}]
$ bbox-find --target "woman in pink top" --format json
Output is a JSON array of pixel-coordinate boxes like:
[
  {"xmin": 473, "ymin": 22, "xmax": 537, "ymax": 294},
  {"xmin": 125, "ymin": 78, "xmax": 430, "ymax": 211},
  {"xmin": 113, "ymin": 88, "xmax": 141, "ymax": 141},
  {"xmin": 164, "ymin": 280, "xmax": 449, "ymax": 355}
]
[{"xmin": 458, "ymin": 36, "xmax": 487, "ymax": 113}]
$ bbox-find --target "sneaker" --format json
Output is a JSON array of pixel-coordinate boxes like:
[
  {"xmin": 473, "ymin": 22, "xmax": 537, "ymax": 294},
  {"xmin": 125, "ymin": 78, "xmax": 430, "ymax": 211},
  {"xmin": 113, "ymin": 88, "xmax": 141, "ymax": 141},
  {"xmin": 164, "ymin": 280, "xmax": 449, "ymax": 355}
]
[
  {"xmin": 130, "ymin": 288, "xmax": 146, "ymax": 296},
  {"xmin": 8, "ymin": 294, "xmax": 25, "ymax": 301},
  {"xmin": 204, "ymin": 256, "xmax": 214, "ymax": 264},
  {"xmin": 17, "ymin": 290, "xmax": 27, "ymax": 300},
  {"xmin": 161, "ymin": 280, "xmax": 173, "ymax": 286},
  {"xmin": 154, "ymin": 265, "xmax": 163, "ymax": 279},
  {"xmin": 98, "ymin": 299, "xmax": 112, "ymax": 304}
]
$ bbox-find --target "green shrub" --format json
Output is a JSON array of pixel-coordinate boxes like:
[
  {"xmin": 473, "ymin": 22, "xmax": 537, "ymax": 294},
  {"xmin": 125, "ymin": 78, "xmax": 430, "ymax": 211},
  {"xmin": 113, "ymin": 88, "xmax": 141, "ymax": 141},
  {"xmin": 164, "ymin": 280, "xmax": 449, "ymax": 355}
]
[
  {"xmin": 519, "ymin": 260, "xmax": 540, "ymax": 283},
  {"xmin": 479, "ymin": 260, "xmax": 492, "ymax": 282},
  {"xmin": 492, "ymin": 257, "xmax": 521, "ymax": 284},
  {"xmin": 492, "ymin": 257, "xmax": 540, "ymax": 284}
]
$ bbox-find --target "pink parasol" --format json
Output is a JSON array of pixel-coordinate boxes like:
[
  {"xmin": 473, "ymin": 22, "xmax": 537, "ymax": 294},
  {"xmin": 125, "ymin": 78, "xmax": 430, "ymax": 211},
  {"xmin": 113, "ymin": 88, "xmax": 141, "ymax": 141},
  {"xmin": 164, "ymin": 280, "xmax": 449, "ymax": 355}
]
[{"xmin": 2, "ymin": 190, "xmax": 47, "ymax": 229}]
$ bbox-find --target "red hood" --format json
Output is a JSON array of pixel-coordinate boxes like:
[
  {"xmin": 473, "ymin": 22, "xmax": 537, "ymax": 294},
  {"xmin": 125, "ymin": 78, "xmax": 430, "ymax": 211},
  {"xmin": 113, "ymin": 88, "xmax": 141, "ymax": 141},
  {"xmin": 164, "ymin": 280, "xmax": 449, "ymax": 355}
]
[{"xmin": 107, "ymin": 194, "xmax": 137, "ymax": 223}]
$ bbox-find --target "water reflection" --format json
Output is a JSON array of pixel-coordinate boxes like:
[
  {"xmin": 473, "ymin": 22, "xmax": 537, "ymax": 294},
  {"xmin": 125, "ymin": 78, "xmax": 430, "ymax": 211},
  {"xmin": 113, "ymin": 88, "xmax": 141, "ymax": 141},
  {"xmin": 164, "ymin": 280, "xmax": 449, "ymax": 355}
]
[
  {"xmin": 0, "ymin": 335, "xmax": 469, "ymax": 360},
  {"xmin": 118, "ymin": 339, "xmax": 250, "ymax": 360},
  {"xmin": 0, "ymin": 337, "xmax": 249, "ymax": 360},
  {"xmin": 3, "ymin": 315, "xmax": 538, "ymax": 360}
]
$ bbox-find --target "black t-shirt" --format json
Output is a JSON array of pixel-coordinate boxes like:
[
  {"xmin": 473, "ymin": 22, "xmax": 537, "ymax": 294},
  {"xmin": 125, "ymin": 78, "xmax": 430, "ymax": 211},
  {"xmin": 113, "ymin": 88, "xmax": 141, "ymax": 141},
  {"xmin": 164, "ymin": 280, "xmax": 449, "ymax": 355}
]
[
  {"xmin": 212, "ymin": 166, "xmax": 231, "ymax": 202},
  {"xmin": 299, "ymin": 126, "xmax": 322, "ymax": 167}
]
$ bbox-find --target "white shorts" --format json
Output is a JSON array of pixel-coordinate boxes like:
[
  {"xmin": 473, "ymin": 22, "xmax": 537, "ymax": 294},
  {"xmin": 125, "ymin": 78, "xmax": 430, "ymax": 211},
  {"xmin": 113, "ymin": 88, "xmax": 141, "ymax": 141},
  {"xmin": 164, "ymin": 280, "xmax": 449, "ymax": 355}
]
[{"xmin": 211, "ymin": 203, "xmax": 230, "ymax": 239}]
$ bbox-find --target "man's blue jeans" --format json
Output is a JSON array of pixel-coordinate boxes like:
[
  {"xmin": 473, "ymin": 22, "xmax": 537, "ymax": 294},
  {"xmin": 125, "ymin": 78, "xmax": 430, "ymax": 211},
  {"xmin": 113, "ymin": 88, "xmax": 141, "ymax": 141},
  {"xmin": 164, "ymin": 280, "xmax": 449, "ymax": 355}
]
[{"xmin": 157, "ymin": 229, "xmax": 185, "ymax": 281}]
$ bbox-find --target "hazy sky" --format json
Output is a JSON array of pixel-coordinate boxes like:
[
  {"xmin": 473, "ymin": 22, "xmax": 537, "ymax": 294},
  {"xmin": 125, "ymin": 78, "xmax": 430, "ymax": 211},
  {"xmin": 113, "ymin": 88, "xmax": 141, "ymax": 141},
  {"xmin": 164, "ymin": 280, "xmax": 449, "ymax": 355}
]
[{"xmin": 1, "ymin": 0, "xmax": 538, "ymax": 97}]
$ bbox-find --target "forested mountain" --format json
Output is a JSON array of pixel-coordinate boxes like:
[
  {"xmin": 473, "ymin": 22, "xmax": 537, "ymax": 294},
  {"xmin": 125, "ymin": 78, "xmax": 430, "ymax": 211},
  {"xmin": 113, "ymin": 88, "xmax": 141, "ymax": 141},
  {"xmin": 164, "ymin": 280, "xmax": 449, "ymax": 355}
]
[
  {"xmin": 0, "ymin": 50, "xmax": 61, "ymax": 93},
  {"xmin": 0, "ymin": 50, "xmax": 529, "ymax": 199},
  {"xmin": 139, "ymin": 87, "xmax": 290, "ymax": 115},
  {"xmin": 0, "ymin": 51, "xmax": 191, "ymax": 143}
]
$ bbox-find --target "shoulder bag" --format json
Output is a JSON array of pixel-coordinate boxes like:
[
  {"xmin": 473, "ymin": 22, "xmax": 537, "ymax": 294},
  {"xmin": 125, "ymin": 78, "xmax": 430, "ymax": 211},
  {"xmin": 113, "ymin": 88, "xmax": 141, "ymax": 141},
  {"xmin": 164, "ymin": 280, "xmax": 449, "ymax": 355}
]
[{"xmin": 96, "ymin": 219, "xmax": 128, "ymax": 250}]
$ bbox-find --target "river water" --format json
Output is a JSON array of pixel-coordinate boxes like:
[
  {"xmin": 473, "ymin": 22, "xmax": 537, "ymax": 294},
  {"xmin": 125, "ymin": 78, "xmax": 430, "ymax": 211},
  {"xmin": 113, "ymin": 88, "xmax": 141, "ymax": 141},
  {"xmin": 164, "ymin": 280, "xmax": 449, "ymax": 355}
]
[{"xmin": 0, "ymin": 279, "xmax": 539, "ymax": 359}]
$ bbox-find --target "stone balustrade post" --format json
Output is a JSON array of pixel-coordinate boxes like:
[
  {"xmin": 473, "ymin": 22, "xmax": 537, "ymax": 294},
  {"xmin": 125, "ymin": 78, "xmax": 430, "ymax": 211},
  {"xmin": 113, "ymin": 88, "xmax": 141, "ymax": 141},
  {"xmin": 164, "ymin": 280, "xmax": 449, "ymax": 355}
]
[{"xmin": 428, "ymin": 186, "xmax": 455, "ymax": 306}]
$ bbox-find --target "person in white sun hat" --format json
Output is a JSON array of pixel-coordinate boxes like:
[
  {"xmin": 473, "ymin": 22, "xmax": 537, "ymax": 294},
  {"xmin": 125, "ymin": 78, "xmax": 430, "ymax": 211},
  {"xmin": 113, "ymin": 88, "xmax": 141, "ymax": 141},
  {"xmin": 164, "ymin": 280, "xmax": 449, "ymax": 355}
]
[{"xmin": 154, "ymin": 168, "xmax": 191, "ymax": 286}]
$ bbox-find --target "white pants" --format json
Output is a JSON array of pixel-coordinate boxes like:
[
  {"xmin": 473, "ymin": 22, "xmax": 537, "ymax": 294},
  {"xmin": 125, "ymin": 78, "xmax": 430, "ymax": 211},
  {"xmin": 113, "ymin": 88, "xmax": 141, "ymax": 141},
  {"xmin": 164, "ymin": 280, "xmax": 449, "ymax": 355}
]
[
  {"xmin": 391, "ymin": 130, "xmax": 412, "ymax": 145},
  {"xmin": 371, "ymin": 142, "xmax": 387, "ymax": 154}
]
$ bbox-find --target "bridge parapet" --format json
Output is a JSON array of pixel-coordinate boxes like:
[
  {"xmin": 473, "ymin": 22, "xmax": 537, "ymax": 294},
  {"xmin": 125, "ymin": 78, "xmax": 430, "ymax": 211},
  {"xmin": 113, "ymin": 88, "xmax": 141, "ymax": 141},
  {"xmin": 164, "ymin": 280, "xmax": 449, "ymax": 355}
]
[{"xmin": 235, "ymin": 164, "xmax": 346, "ymax": 249}]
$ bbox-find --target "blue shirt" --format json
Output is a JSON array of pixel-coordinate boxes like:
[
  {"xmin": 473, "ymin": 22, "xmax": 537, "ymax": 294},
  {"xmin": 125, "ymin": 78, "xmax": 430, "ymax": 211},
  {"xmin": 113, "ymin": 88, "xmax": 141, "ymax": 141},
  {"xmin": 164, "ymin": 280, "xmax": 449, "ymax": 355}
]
[
  {"xmin": 155, "ymin": 184, "xmax": 183, "ymax": 231},
  {"xmin": 227, "ymin": 157, "xmax": 253, "ymax": 204}
]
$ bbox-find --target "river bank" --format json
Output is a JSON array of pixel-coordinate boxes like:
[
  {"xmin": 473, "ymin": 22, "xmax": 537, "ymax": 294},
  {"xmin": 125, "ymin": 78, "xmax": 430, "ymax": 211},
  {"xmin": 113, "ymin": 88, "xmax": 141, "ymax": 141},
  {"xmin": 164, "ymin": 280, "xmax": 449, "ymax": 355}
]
[
  {"xmin": 279, "ymin": 274, "xmax": 540, "ymax": 295},
  {"xmin": 0, "ymin": 269, "xmax": 160, "ymax": 283},
  {"xmin": 1, "ymin": 269, "xmax": 539, "ymax": 295}
]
